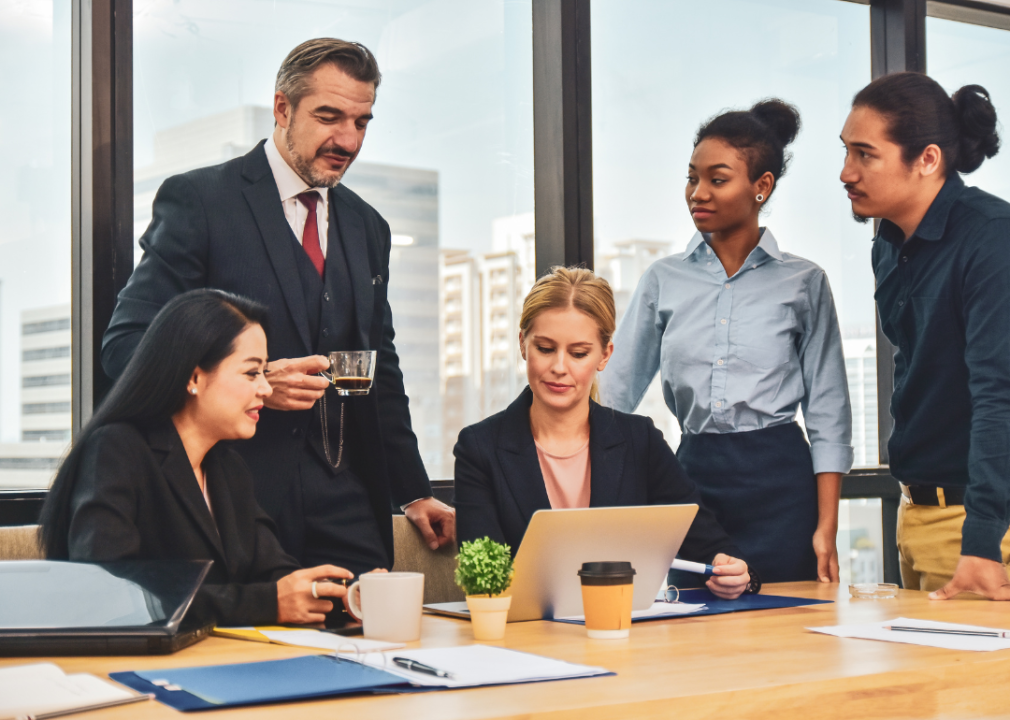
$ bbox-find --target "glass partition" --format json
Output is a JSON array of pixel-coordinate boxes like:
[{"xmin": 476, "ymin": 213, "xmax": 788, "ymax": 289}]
[
  {"xmin": 592, "ymin": 0, "xmax": 876, "ymax": 462},
  {"xmin": 133, "ymin": 0, "xmax": 534, "ymax": 478},
  {"xmin": 928, "ymin": 11, "xmax": 1010, "ymax": 203},
  {"xmin": 0, "ymin": 0, "xmax": 72, "ymax": 490}
]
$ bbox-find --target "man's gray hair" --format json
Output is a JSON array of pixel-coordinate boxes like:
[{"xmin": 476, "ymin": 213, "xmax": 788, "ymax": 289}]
[{"xmin": 275, "ymin": 38, "xmax": 382, "ymax": 108}]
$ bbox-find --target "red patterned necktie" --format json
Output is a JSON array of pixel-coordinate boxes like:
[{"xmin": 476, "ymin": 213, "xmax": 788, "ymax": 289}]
[{"xmin": 297, "ymin": 192, "xmax": 325, "ymax": 277}]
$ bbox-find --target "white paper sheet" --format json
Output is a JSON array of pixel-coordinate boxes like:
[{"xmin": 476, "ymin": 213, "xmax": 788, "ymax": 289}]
[
  {"xmin": 259, "ymin": 630, "xmax": 403, "ymax": 654},
  {"xmin": 557, "ymin": 601, "xmax": 707, "ymax": 622},
  {"xmin": 807, "ymin": 617, "xmax": 1010, "ymax": 652},
  {"xmin": 352, "ymin": 644, "xmax": 610, "ymax": 688},
  {"xmin": 0, "ymin": 663, "xmax": 137, "ymax": 719}
]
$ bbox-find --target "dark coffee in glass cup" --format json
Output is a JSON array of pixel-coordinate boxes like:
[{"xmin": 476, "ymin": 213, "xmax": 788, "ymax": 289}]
[{"xmin": 321, "ymin": 350, "xmax": 377, "ymax": 396}]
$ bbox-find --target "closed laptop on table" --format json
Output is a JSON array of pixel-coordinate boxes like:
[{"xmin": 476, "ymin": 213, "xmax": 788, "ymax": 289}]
[{"xmin": 0, "ymin": 559, "xmax": 213, "ymax": 655}]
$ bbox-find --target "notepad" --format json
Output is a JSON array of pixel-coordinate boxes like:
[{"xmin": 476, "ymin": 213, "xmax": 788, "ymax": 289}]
[
  {"xmin": 213, "ymin": 626, "xmax": 402, "ymax": 653},
  {"xmin": 808, "ymin": 617, "xmax": 1010, "ymax": 652},
  {"xmin": 350, "ymin": 645, "xmax": 612, "ymax": 688},
  {"xmin": 0, "ymin": 663, "xmax": 147, "ymax": 720}
]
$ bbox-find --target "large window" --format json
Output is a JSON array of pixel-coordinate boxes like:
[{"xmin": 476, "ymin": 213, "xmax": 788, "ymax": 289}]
[
  {"xmin": 928, "ymin": 6, "xmax": 1010, "ymax": 204},
  {"xmin": 591, "ymin": 0, "xmax": 882, "ymax": 582},
  {"xmin": 133, "ymin": 0, "xmax": 534, "ymax": 478},
  {"xmin": 0, "ymin": 0, "xmax": 72, "ymax": 490}
]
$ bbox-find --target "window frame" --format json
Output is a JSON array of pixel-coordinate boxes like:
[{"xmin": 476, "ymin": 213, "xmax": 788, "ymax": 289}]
[{"xmin": 8, "ymin": 0, "xmax": 1010, "ymax": 584}]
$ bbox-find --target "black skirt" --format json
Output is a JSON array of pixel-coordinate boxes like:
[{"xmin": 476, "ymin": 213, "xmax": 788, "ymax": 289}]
[{"xmin": 676, "ymin": 422, "xmax": 818, "ymax": 583}]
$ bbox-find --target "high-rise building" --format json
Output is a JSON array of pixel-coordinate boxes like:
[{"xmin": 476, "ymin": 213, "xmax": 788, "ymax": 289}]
[
  {"xmin": 439, "ymin": 250, "xmax": 482, "ymax": 472},
  {"xmin": 0, "ymin": 304, "xmax": 72, "ymax": 489},
  {"xmin": 843, "ymin": 336, "xmax": 879, "ymax": 467},
  {"xmin": 596, "ymin": 239, "xmax": 680, "ymax": 447}
]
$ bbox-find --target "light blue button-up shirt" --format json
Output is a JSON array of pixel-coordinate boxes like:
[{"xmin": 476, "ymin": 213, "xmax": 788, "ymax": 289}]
[{"xmin": 599, "ymin": 229, "xmax": 853, "ymax": 475}]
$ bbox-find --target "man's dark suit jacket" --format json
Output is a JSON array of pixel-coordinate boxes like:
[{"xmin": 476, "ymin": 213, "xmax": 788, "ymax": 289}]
[
  {"xmin": 453, "ymin": 387, "xmax": 740, "ymax": 562},
  {"xmin": 101, "ymin": 141, "xmax": 431, "ymax": 564},
  {"xmin": 67, "ymin": 420, "xmax": 300, "ymax": 626}
]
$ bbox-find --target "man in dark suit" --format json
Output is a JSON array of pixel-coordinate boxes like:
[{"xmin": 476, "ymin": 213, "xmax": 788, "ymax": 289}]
[{"xmin": 102, "ymin": 38, "xmax": 454, "ymax": 576}]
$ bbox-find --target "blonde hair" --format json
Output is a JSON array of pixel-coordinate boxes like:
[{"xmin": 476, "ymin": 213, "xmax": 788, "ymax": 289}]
[{"xmin": 519, "ymin": 266, "xmax": 616, "ymax": 402}]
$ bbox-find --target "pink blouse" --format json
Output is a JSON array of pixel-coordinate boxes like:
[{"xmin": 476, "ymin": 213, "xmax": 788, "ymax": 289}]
[{"xmin": 536, "ymin": 440, "xmax": 591, "ymax": 509}]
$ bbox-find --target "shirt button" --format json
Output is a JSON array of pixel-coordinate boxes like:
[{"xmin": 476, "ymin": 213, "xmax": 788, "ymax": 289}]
[
  {"xmin": 707, "ymin": 261, "xmax": 712, "ymax": 266},
  {"xmin": 720, "ymin": 318, "xmax": 727, "ymax": 325},
  {"xmin": 714, "ymin": 401, "xmax": 723, "ymax": 408},
  {"xmin": 725, "ymin": 283, "xmax": 731, "ymax": 289},
  {"xmin": 322, "ymin": 328, "xmax": 330, "ymax": 337},
  {"xmin": 902, "ymin": 256, "xmax": 909, "ymax": 263},
  {"xmin": 717, "ymin": 359, "xmax": 724, "ymax": 365},
  {"xmin": 291, "ymin": 428, "xmax": 301, "ymax": 437},
  {"xmin": 898, "ymin": 300, "xmax": 904, "ymax": 307},
  {"xmin": 323, "ymin": 292, "xmax": 331, "ymax": 302},
  {"xmin": 706, "ymin": 248, "xmax": 712, "ymax": 255}
]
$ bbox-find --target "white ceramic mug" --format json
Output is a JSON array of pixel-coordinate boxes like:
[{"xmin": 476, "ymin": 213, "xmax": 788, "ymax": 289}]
[{"xmin": 346, "ymin": 572, "xmax": 425, "ymax": 642}]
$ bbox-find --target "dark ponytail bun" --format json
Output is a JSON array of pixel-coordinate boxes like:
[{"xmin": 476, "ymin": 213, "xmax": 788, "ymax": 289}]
[
  {"xmin": 952, "ymin": 84, "xmax": 1000, "ymax": 174},
  {"xmin": 693, "ymin": 97, "xmax": 802, "ymax": 193},
  {"xmin": 853, "ymin": 72, "xmax": 1000, "ymax": 176},
  {"xmin": 750, "ymin": 99, "xmax": 801, "ymax": 149}
]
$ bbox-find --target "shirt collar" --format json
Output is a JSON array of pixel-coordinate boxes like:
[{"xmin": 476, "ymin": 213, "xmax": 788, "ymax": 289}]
[
  {"xmin": 682, "ymin": 228, "xmax": 783, "ymax": 264},
  {"xmin": 264, "ymin": 134, "xmax": 327, "ymax": 205},
  {"xmin": 877, "ymin": 172, "xmax": 966, "ymax": 246}
]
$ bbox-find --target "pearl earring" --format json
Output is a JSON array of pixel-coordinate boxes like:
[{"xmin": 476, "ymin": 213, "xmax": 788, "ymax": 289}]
[
  {"xmin": 756, "ymin": 194, "xmax": 765, "ymax": 202},
  {"xmin": 190, "ymin": 388, "xmax": 197, "ymax": 395}
]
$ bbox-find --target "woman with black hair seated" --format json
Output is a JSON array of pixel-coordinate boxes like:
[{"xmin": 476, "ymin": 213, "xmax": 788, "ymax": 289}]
[{"xmin": 38, "ymin": 289, "xmax": 351, "ymax": 626}]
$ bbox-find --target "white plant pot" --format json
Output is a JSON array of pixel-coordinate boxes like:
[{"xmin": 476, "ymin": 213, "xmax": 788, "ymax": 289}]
[{"xmin": 465, "ymin": 594, "xmax": 512, "ymax": 641}]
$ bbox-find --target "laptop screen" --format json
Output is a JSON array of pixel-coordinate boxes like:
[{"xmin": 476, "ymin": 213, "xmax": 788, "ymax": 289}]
[{"xmin": 0, "ymin": 560, "xmax": 210, "ymax": 630}]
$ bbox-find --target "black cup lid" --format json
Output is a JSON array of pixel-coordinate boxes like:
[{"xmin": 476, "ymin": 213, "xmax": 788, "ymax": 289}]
[{"xmin": 577, "ymin": 561, "xmax": 636, "ymax": 578}]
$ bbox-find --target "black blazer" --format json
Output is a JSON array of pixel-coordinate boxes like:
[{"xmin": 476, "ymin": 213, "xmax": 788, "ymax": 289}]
[
  {"xmin": 454, "ymin": 388, "xmax": 739, "ymax": 562},
  {"xmin": 66, "ymin": 420, "xmax": 300, "ymax": 626},
  {"xmin": 100, "ymin": 141, "xmax": 431, "ymax": 563}
]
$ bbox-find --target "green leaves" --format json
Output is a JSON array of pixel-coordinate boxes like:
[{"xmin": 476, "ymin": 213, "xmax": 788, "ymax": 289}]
[{"xmin": 454, "ymin": 536, "xmax": 514, "ymax": 597}]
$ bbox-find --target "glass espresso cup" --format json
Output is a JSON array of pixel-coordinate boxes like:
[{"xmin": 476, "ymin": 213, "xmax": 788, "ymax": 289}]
[{"xmin": 321, "ymin": 350, "xmax": 377, "ymax": 396}]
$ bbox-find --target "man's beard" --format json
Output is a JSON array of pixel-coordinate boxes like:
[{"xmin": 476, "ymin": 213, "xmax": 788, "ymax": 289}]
[
  {"xmin": 285, "ymin": 119, "xmax": 353, "ymax": 188},
  {"xmin": 852, "ymin": 211, "xmax": 870, "ymax": 224}
]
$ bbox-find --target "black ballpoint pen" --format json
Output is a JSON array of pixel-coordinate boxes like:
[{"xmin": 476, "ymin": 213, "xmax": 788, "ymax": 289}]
[{"xmin": 392, "ymin": 656, "xmax": 457, "ymax": 679}]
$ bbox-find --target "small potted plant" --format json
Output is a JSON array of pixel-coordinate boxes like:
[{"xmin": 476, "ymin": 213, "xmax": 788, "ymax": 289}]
[{"xmin": 455, "ymin": 536, "xmax": 515, "ymax": 641}]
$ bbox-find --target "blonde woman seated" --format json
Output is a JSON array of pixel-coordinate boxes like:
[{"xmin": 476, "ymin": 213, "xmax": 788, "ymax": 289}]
[{"xmin": 453, "ymin": 267, "xmax": 754, "ymax": 599}]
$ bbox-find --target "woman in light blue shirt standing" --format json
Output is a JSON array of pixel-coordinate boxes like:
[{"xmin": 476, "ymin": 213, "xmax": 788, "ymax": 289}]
[{"xmin": 600, "ymin": 100, "xmax": 853, "ymax": 584}]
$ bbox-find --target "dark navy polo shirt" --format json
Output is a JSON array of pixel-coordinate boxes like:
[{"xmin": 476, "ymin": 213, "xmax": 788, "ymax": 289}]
[{"xmin": 873, "ymin": 172, "xmax": 1010, "ymax": 562}]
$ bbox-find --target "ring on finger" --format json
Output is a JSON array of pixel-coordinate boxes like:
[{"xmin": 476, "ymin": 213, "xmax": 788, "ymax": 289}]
[{"xmin": 311, "ymin": 580, "xmax": 319, "ymax": 599}]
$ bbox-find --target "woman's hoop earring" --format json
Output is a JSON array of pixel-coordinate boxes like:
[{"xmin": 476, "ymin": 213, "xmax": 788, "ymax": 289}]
[{"xmin": 755, "ymin": 194, "xmax": 765, "ymax": 202}]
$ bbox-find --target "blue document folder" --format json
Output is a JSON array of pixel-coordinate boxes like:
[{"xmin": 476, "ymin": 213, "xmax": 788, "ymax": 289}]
[
  {"xmin": 675, "ymin": 589, "xmax": 833, "ymax": 616},
  {"xmin": 551, "ymin": 590, "xmax": 832, "ymax": 626},
  {"xmin": 110, "ymin": 655, "xmax": 406, "ymax": 711}
]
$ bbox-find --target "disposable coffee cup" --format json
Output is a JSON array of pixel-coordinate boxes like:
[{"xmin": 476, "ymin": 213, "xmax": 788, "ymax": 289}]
[{"xmin": 577, "ymin": 561, "xmax": 636, "ymax": 639}]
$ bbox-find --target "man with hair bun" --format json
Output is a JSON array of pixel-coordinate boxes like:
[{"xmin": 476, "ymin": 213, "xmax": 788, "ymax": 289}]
[
  {"xmin": 101, "ymin": 38, "xmax": 454, "ymax": 586},
  {"xmin": 841, "ymin": 71, "xmax": 1010, "ymax": 600}
]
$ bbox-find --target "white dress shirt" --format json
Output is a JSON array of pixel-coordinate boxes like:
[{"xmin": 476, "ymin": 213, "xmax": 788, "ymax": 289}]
[{"xmin": 264, "ymin": 135, "xmax": 329, "ymax": 257}]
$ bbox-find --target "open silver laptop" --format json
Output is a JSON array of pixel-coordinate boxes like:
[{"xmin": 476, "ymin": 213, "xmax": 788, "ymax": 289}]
[{"xmin": 426, "ymin": 504, "xmax": 698, "ymax": 622}]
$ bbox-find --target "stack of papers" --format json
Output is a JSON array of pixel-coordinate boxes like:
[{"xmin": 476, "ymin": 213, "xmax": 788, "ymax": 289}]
[
  {"xmin": 0, "ymin": 663, "xmax": 147, "ymax": 719},
  {"xmin": 808, "ymin": 617, "xmax": 1010, "ymax": 652},
  {"xmin": 352, "ymin": 645, "xmax": 612, "ymax": 688}
]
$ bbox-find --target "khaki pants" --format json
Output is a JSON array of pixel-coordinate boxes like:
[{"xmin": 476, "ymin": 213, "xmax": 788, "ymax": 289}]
[{"xmin": 897, "ymin": 496, "xmax": 1010, "ymax": 592}]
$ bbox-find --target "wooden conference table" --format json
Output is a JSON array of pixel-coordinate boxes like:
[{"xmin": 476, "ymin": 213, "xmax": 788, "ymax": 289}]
[{"xmin": 5, "ymin": 582, "xmax": 1010, "ymax": 719}]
